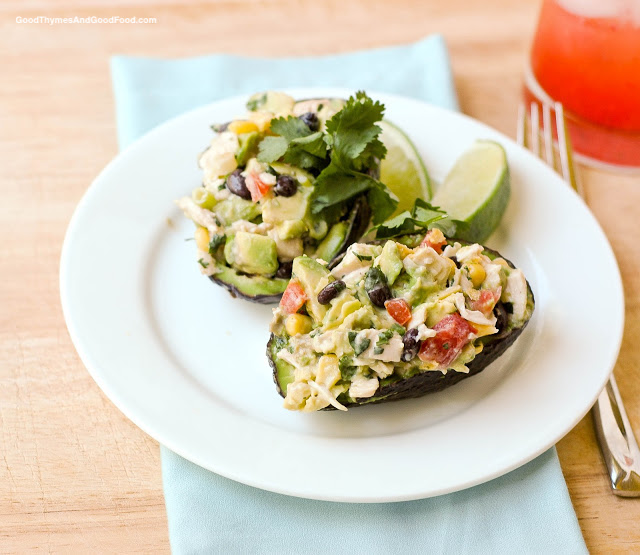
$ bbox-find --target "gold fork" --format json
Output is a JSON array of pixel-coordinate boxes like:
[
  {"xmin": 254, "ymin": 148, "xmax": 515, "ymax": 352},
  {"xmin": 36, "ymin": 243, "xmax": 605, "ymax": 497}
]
[{"xmin": 518, "ymin": 101, "xmax": 640, "ymax": 497}]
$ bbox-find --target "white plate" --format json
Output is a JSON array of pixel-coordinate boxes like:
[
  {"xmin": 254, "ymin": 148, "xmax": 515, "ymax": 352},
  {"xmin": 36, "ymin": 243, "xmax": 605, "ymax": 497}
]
[{"xmin": 60, "ymin": 88, "xmax": 624, "ymax": 502}]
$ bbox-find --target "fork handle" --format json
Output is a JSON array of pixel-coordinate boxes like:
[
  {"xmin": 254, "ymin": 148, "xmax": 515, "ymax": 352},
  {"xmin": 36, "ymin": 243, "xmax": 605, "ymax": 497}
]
[{"xmin": 592, "ymin": 375, "xmax": 640, "ymax": 496}]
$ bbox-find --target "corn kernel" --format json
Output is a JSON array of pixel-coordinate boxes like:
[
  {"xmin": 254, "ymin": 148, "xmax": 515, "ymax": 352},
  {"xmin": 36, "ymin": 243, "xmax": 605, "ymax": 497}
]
[
  {"xmin": 285, "ymin": 313, "xmax": 312, "ymax": 336},
  {"xmin": 396, "ymin": 243, "xmax": 413, "ymax": 259},
  {"xmin": 195, "ymin": 226, "xmax": 210, "ymax": 252},
  {"xmin": 248, "ymin": 111, "xmax": 273, "ymax": 132},
  {"xmin": 227, "ymin": 120, "xmax": 259, "ymax": 134},
  {"xmin": 466, "ymin": 262, "xmax": 486, "ymax": 287}
]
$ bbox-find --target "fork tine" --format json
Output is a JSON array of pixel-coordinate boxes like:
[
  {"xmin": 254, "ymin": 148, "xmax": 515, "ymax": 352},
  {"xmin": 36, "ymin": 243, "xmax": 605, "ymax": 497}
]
[
  {"xmin": 516, "ymin": 103, "xmax": 526, "ymax": 147},
  {"xmin": 530, "ymin": 103, "xmax": 540, "ymax": 157},
  {"xmin": 554, "ymin": 102, "xmax": 584, "ymax": 197},
  {"xmin": 542, "ymin": 103, "xmax": 554, "ymax": 166}
]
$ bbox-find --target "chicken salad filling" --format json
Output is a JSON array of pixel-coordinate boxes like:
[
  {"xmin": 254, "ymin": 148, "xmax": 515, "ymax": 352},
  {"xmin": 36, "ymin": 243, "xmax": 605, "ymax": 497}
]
[{"xmin": 269, "ymin": 229, "xmax": 533, "ymax": 412}]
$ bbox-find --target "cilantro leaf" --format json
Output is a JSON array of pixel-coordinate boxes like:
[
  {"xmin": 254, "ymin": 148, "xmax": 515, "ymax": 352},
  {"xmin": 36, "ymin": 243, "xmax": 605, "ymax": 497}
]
[
  {"xmin": 310, "ymin": 92, "xmax": 396, "ymax": 221},
  {"xmin": 325, "ymin": 91, "xmax": 386, "ymax": 161},
  {"xmin": 257, "ymin": 136, "xmax": 288, "ymax": 163},
  {"xmin": 366, "ymin": 184, "xmax": 398, "ymax": 224},
  {"xmin": 270, "ymin": 117, "xmax": 312, "ymax": 141},
  {"xmin": 257, "ymin": 118, "xmax": 328, "ymax": 169},
  {"xmin": 370, "ymin": 198, "xmax": 460, "ymax": 239}
]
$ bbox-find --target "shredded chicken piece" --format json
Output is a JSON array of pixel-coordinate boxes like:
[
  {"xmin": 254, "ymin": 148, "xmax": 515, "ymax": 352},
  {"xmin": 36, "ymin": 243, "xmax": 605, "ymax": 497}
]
[
  {"xmin": 452, "ymin": 292, "xmax": 497, "ymax": 327},
  {"xmin": 175, "ymin": 197, "xmax": 222, "ymax": 235}
]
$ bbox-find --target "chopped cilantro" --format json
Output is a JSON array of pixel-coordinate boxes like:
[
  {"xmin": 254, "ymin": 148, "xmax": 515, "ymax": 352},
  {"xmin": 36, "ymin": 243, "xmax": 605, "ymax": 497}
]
[
  {"xmin": 348, "ymin": 331, "xmax": 371, "ymax": 356},
  {"xmin": 339, "ymin": 356, "xmax": 357, "ymax": 381},
  {"xmin": 246, "ymin": 93, "xmax": 267, "ymax": 111},
  {"xmin": 197, "ymin": 258, "xmax": 209, "ymax": 268},
  {"xmin": 442, "ymin": 342, "xmax": 450, "ymax": 350},
  {"xmin": 354, "ymin": 252, "xmax": 373, "ymax": 262},
  {"xmin": 208, "ymin": 234, "xmax": 226, "ymax": 255},
  {"xmin": 218, "ymin": 183, "xmax": 226, "ymax": 190},
  {"xmin": 377, "ymin": 329, "xmax": 394, "ymax": 346},
  {"xmin": 373, "ymin": 329, "xmax": 395, "ymax": 355}
]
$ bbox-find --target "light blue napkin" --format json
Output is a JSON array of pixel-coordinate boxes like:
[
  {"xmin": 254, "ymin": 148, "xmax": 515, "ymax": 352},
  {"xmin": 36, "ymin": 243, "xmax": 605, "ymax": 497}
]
[{"xmin": 111, "ymin": 35, "xmax": 587, "ymax": 555}]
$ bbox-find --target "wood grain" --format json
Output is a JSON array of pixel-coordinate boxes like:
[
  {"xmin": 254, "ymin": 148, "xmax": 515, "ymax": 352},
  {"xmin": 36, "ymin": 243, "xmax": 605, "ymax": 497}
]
[{"xmin": 1, "ymin": 0, "xmax": 638, "ymax": 552}]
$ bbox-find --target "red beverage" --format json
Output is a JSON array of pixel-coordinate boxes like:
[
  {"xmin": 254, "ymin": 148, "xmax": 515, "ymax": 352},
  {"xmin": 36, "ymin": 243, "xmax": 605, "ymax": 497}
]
[{"xmin": 526, "ymin": 0, "xmax": 640, "ymax": 169}]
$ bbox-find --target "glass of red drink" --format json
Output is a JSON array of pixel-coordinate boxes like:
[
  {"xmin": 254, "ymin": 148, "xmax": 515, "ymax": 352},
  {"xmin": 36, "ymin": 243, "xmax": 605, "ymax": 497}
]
[{"xmin": 524, "ymin": 0, "xmax": 640, "ymax": 170}]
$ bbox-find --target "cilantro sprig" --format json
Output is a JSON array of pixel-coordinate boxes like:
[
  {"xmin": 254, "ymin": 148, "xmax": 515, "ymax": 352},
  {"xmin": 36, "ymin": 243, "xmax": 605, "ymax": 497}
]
[
  {"xmin": 257, "ymin": 117, "xmax": 327, "ymax": 171},
  {"xmin": 256, "ymin": 91, "xmax": 397, "ymax": 224},
  {"xmin": 370, "ymin": 198, "xmax": 461, "ymax": 240}
]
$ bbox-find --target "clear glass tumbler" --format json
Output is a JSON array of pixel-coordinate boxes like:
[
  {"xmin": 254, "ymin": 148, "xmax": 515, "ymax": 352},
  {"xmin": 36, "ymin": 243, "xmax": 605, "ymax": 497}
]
[{"xmin": 524, "ymin": 0, "xmax": 640, "ymax": 170}]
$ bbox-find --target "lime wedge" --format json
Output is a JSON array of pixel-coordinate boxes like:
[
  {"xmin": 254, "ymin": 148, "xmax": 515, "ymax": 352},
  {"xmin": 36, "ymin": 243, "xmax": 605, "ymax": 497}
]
[
  {"xmin": 379, "ymin": 120, "xmax": 431, "ymax": 216},
  {"xmin": 432, "ymin": 140, "xmax": 510, "ymax": 243}
]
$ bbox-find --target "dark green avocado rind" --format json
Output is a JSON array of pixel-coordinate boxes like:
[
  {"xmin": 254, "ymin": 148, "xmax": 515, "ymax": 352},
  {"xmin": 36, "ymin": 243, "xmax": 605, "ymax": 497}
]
[
  {"xmin": 268, "ymin": 237, "xmax": 535, "ymax": 408},
  {"xmin": 212, "ymin": 195, "xmax": 371, "ymax": 304}
]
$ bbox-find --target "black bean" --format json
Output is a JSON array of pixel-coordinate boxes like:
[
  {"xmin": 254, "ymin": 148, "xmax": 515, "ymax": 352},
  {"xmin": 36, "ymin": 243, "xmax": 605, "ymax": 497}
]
[
  {"xmin": 226, "ymin": 169, "xmax": 251, "ymax": 200},
  {"xmin": 274, "ymin": 175, "xmax": 297, "ymax": 197},
  {"xmin": 364, "ymin": 267, "xmax": 391, "ymax": 307},
  {"xmin": 367, "ymin": 284, "xmax": 392, "ymax": 307},
  {"xmin": 298, "ymin": 112, "xmax": 319, "ymax": 132},
  {"xmin": 317, "ymin": 280, "xmax": 346, "ymax": 305},
  {"xmin": 401, "ymin": 328, "xmax": 422, "ymax": 362},
  {"xmin": 275, "ymin": 260, "xmax": 293, "ymax": 279}
]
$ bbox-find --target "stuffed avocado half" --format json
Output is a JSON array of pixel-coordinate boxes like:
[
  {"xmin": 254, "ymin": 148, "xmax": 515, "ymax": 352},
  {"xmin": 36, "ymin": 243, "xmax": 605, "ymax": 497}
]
[
  {"xmin": 176, "ymin": 91, "xmax": 396, "ymax": 303},
  {"xmin": 268, "ymin": 229, "xmax": 534, "ymax": 412}
]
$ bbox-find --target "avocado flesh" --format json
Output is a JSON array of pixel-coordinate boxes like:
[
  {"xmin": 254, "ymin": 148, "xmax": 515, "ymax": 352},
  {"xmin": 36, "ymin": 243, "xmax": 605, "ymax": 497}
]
[
  {"xmin": 268, "ymin": 237, "xmax": 535, "ymax": 408},
  {"xmin": 232, "ymin": 232, "xmax": 278, "ymax": 276},
  {"xmin": 315, "ymin": 222, "xmax": 348, "ymax": 262},
  {"xmin": 210, "ymin": 264, "xmax": 289, "ymax": 303},
  {"xmin": 236, "ymin": 131, "xmax": 261, "ymax": 166},
  {"xmin": 212, "ymin": 195, "xmax": 371, "ymax": 304},
  {"xmin": 292, "ymin": 256, "xmax": 330, "ymax": 321},
  {"xmin": 214, "ymin": 196, "xmax": 261, "ymax": 226}
]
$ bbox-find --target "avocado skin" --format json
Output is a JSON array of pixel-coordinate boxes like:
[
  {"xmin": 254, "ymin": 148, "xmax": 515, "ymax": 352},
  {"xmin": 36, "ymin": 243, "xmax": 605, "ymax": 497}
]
[
  {"xmin": 212, "ymin": 195, "xmax": 371, "ymax": 304},
  {"xmin": 268, "ymin": 240, "xmax": 534, "ymax": 408}
]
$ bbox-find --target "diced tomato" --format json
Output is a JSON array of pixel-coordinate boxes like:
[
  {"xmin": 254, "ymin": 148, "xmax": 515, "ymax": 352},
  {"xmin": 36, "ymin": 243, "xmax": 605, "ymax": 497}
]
[
  {"xmin": 385, "ymin": 298, "xmax": 412, "ymax": 326},
  {"xmin": 245, "ymin": 173, "xmax": 271, "ymax": 202},
  {"xmin": 420, "ymin": 229, "xmax": 447, "ymax": 254},
  {"xmin": 280, "ymin": 280, "xmax": 307, "ymax": 314},
  {"xmin": 418, "ymin": 313, "xmax": 477, "ymax": 368},
  {"xmin": 469, "ymin": 288, "xmax": 501, "ymax": 314}
]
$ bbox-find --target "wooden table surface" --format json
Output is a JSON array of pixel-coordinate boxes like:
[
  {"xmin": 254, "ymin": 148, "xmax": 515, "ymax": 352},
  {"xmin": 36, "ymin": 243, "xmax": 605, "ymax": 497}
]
[{"xmin": 2, "ymin": 0, "xmax": 639, "ymax": 551}]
